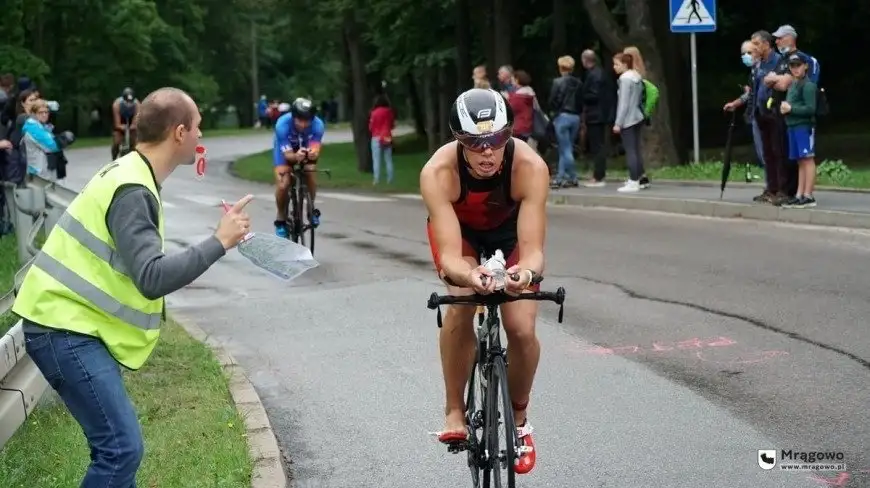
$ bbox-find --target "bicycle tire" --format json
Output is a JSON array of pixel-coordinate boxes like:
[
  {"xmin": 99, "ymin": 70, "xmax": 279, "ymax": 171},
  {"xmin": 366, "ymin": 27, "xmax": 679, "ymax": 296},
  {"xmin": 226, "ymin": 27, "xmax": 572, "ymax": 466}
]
[
  {"xmin": 464, "ymin": 357, "xmax": 484, "ymax": 487},
  {"xmin": 488, "ymin": 355, "xmax": 516, "ymax": 488},
  {"xmin": 289, "ymin": 179, "xmax": 302, "ymax": 243},
  {"xmin": 302, "ymin": 187, "xmax": 315, "ymax": 255}
]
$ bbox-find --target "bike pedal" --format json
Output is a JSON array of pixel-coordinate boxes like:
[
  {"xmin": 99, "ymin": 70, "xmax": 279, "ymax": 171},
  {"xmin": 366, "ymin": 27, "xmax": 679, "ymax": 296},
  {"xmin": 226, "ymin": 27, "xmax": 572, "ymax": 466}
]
[{"xmin": 447, "ymin": 442, "xmax": 468, "ymax": 454}]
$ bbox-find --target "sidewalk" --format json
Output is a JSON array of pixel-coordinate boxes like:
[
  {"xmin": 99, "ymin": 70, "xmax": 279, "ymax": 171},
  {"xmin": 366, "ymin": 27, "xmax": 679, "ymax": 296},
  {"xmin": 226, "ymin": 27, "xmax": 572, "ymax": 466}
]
[{"xmin": 548, "ymin": 181, "xmax": 870, "ymax": 229}]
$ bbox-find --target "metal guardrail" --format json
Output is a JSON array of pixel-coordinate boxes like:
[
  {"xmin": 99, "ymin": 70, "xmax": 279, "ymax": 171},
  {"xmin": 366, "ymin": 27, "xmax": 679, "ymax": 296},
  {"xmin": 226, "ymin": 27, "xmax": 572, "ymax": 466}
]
[{"xmin": 1, "ymin": 176, "xmax": 78, "ymax": 448}]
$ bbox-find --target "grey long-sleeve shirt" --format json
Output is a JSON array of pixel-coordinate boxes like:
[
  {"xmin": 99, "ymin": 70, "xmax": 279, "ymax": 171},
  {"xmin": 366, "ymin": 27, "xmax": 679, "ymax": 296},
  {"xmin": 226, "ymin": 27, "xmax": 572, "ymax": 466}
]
[
  {"xmin": 23, "ymin": 181, "xmax": 226, "ymax": 333},
  {"xmin": 614, "ymin": 69, "xmax": 645, "ymax": 129}
]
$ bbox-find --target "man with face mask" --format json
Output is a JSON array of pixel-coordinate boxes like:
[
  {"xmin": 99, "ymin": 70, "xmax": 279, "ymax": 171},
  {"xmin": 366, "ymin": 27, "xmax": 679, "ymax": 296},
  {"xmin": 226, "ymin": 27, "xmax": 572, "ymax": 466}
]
[
  {"xmin": 724, "ymin": 40, "xmax": 766, "ymax": 171},
  {"xmin": 421, "ymin": 88, "xmax": 550, "ymax": 475},
  {"xmin": 764, "ymin": 25, "xmax": 820, "ymax": 199},
  {"xmin": 12, "ymin": 87, "xmax": 254, "ymax": 488}
]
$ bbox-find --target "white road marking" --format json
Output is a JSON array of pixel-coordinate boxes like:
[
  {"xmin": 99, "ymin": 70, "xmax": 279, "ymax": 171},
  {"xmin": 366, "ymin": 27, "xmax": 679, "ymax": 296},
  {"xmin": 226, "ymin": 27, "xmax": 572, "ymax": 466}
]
[
  {"xmin": 317, "ymin": 192, "xmax": 395, "ymax": 203},
  {"xmin": 392, "ymin": 194, "xmax": 423, "ymax": 200},
  {"xmin": 162, "ymin": 201, "xmax": 177, "ymax": 208}
]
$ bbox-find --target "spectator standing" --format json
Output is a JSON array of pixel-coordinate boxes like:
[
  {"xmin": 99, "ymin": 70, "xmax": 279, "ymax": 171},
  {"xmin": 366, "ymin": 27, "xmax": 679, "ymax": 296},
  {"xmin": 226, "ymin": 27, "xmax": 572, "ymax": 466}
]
[
  {"xmin": 622, "ymin": 46, "xmax": 651, "ymax": 188},
  {"xmin": 750, "ymin": 30, "xmax": 786, "ymax": 204},
  {"xmin": 257, "ymin": 95, "xmax": 269, "ymax": 128},
  {"xmin": 22, "ymin": 99, "xmax": 62, "ymax": 181},
  {"xmin": 13, "ymin": 87, "xmax": 253, "ymax": 488},
  {"xmin": 780, "ymin": 54, "xmax": 818, "ymax": 208},
  {"xmin": 368, "ymin": 94, "xmax": 395, "ymax": 185},
  {"xmin": 723, "ymin": 40, "xmax": 766, "ymax": 170},
  {"xmin": 548, "ymin": 55, "xmax": 583, "ymax": 188},
  {"xmin": 506, "ymin": 70, "xmax": 537, "ymax": 142},
  {"xmin": 768, "ymin": 24, "xmax": 820, "ymax": 199},
  {"xmin": 579, "ymin": 49, "xmax": 617, "ymax": 187},
  {"xmin": 473, "ymin": 65, "xmax": 491, "ymax": 89},
  {"xmin": 497, "ymin": 65, "xmax": 516, "ymax": 94},
  {"xmin": 612, "ymin": 53, "xmax": 647, "ymax": 193}
]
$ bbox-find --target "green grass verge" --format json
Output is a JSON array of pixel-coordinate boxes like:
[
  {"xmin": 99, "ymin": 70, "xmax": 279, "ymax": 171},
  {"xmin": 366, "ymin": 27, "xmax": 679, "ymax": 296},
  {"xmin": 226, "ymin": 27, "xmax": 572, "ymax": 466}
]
[
  {"xmin": 0, "ymin": 318, "xmax": 252, "ymax": 488},
  {"xmin": 1, "ymin": 233, "xmax": 20, "ymax": 332},
  {"xmin": 233, "ymin": 133, "xmax": 870, "ymax": 192},
  {"xmin": 232, "ymin": 134, "xmax": 428, "ymax": 193}
]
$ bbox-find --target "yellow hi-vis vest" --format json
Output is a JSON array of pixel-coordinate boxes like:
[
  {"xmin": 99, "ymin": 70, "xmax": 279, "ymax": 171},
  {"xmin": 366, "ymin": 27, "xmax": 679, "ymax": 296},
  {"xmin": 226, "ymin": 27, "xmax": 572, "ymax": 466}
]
[{"xmin": 13, "ymin": 152, "xmax": 165, "ymax": 370}]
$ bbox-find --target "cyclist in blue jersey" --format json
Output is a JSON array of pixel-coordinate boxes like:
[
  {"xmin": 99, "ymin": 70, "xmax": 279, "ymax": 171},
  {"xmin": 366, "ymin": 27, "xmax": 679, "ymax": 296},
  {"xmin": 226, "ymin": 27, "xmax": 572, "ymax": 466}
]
[{"xmin": 272, "ymin": 97, "xmax": 326, "ymax": 237}]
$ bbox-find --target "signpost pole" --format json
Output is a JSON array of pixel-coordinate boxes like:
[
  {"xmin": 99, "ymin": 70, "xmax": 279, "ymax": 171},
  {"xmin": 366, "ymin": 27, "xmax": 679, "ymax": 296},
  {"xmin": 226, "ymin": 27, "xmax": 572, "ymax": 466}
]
[
  {"xmin": 690, "ymin": 32, "xmax": 700, "ymax": 164},
  {"xmin": 671, "ymin": 0, "xmax": 716, "ymax": 166}
]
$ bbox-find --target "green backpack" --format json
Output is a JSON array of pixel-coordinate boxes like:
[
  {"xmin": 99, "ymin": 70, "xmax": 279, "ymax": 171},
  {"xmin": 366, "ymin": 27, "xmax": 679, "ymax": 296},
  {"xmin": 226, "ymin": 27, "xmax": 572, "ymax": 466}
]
[{"xmin": 639, "ymin": 79, "xmax": 660, "ymax": 120}]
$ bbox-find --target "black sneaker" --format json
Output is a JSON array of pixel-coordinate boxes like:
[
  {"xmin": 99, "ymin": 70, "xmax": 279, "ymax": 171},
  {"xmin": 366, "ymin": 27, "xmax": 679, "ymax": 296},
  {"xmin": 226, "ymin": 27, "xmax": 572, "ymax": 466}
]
[
  {"xmin": 639, "ymin": 175, "xmax": 651, "ymax": 189},
  {"xmin": 802, "ymin": 195, "xmax": 817, "ymax": 208},
  {"xmin": 781, "ymin": 197, "xmax": 804, "ymax": 209}
]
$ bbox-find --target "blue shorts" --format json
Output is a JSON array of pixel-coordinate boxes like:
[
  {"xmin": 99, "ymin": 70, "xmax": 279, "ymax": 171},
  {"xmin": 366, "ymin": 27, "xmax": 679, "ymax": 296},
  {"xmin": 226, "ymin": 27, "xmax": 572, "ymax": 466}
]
[{"xmin": 787, "ymin": 126, "xmax": 815, "ymax": 161}]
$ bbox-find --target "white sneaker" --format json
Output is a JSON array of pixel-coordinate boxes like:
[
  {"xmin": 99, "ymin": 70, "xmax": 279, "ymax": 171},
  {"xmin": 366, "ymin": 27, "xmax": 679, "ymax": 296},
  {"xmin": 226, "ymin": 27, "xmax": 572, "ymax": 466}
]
[{"xmin": 617, "ymin": 180, "xmax": 640, "ymax": 193}]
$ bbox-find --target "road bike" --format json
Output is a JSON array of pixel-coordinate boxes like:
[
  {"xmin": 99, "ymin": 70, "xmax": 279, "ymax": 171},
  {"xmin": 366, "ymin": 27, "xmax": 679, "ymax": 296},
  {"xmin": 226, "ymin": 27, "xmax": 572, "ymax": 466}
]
[
  {"xmin": 118, "ymin": 123, "xmax": 132, "ymax": 158},
  {"xmin": 282, "ymin": 153, "xmax": 330, "ymax": 255},
  {"xmin": 427, "ymin": 256, "xmax": 566, "ymax": 488}
]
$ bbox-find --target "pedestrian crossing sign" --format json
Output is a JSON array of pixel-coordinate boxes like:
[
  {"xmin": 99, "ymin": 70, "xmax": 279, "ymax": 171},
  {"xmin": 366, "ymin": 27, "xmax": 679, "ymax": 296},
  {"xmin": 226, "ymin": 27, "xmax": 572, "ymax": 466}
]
[{"xmin": 670, "ymin": 0, "xmax": 716, "ymax": 33}]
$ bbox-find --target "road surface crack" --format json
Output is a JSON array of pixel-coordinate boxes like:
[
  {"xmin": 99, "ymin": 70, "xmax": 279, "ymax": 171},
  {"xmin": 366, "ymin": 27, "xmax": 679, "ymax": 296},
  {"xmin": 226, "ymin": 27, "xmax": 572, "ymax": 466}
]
[{"xmin": 555, "ymin": 274, "xmax": 870, "ymax": 371}]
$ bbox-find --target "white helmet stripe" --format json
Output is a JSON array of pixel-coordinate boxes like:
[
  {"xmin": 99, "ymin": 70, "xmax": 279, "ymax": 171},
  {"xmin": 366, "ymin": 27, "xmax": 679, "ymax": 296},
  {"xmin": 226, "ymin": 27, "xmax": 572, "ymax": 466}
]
[
  {"xmin": 456, "ymin": 89, "xmax": 508, "ymax": 135},
  {"xmin": 456, "ymin": 94, "xmax": 478, "ymax": 134}
]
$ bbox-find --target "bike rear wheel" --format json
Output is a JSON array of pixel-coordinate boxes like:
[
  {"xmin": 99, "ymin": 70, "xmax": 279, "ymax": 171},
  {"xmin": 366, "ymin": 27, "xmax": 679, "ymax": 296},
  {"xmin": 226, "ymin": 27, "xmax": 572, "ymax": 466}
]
[{"xmin": 486, "ymin": 355, "xmax": 516, "ymax": 488}]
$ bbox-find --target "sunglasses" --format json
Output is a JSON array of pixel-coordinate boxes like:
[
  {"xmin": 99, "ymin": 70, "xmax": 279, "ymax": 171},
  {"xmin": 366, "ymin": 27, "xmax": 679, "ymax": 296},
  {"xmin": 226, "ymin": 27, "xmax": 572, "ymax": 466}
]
[{"xmin": 455, "ymin": 127, "xmax": 512, "ymax": 153}]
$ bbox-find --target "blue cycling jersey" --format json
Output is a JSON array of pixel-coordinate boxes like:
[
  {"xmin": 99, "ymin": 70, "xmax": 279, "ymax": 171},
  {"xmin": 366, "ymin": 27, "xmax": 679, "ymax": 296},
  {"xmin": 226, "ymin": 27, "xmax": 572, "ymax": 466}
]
[{"xmin": 272, "ymin": 113, "xmax": 325, "ymax": 166}]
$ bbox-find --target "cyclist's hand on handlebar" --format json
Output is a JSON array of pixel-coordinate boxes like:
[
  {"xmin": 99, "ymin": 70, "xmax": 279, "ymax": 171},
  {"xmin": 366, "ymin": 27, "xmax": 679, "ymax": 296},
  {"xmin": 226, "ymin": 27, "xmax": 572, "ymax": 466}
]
[
  {"xmin": 504, "ymin": 265, "xmax": 533, "ymax": 296},
  {"xmin": 463, "ymin": 265, "xmax": 496, "ymax": 295}
]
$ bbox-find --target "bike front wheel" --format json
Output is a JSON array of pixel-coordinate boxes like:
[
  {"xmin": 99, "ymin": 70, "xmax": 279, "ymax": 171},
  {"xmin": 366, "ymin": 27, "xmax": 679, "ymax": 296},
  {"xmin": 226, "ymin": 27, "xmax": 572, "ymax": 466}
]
[
  {"xmin": 302, "ymin": 187, "xmax": 316, "ymax": 255},
  {"xmin": 485, "ymin": 355, "xmax": 516, "ymax": 488}
]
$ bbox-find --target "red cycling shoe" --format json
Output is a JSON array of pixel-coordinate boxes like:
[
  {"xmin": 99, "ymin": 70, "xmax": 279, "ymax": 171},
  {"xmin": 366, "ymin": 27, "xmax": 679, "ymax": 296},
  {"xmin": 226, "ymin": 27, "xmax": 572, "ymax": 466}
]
[{"xmin": 513, "ymin": 421, "xmax": 536, "ymax": 474}]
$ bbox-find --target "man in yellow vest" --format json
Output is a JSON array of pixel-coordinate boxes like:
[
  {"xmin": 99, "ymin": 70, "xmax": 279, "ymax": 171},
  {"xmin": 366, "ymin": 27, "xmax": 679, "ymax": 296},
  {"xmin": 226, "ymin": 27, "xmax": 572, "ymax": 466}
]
[{"xmin": 12, "ymin": 87, "xmax": 254, "ymax": 487}]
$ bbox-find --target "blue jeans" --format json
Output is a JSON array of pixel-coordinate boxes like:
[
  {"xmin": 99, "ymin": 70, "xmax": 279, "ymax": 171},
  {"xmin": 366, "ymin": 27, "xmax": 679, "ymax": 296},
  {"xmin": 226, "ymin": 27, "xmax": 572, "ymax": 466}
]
[
  {"xmin": 553, "ymin": 113, "xmax": 580, "ymax": 182},
  {"xmin": 25, "ymin": 329, "xmax": 144, "ymax": 488},
  {"xmin": 371, "ymin": 137, "xmax": 393, "ymax": 184}
]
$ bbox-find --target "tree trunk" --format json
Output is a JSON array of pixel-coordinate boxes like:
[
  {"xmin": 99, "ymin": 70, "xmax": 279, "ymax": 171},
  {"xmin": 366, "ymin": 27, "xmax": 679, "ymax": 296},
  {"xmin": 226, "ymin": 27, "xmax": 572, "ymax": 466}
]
[
  {"xmin": 423, "ymin": 70, "xmax": 439, "ymax": 153},
  {"xmin": 624, "ymin": 0, "xmax": 679, "ymax": 167},
  {"xmin": 551, "ymin": 0, "xmax": 567, "ymax": 57},
  {"xmin": 492, "ymin": 0, "xmax": 512, "ymax": 69},
  {"xmin": 342, "ymin": 13, "xmax": 372, "ymax": 172},
  {"xmin": 455, "ymin": 0, "xmax": 473, "ymax": 92},
  {"xmin": 438, "ymin": 64, "xmax": 452, "ymax": 143},
  {"xmin": 405, "ymin": 72, "xmax": 426, "ymax": 136},
  {"xmin": 582, "ymin": 0, "xmax": 680, "ymax": 168}
]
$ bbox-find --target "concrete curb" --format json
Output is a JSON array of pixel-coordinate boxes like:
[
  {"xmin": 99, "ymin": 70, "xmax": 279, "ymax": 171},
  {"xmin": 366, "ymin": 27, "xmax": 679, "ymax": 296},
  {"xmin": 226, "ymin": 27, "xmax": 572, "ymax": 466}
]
[
  {"xmin": 172, "ymin": 314, "xmax": 288, "ymax": 488},
  {"xmin": 631, "ymin": 178, "xmax": 870, "ymax": 194},
  {"xmin": 547, "ymin": 193, "xmax": 870, "ymax": 230}
]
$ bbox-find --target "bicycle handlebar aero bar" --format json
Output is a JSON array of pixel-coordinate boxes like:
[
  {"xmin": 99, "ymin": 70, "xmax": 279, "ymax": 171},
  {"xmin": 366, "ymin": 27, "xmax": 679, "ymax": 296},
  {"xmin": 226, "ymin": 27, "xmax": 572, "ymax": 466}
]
[{"xmin": 426, "ymin": 275, "xmax": 566, "ymax": 328}]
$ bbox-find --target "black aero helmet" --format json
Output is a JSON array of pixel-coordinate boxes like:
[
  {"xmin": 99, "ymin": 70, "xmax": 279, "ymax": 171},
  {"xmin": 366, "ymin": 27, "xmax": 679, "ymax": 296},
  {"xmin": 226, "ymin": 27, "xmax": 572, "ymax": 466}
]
[
  {"xmin": 290, "ymin": 97, "xmax": 315, "ymax": 120},
  {"xmin": 449, "ymin": 88, "xmax": 513, "ymax": 151}
]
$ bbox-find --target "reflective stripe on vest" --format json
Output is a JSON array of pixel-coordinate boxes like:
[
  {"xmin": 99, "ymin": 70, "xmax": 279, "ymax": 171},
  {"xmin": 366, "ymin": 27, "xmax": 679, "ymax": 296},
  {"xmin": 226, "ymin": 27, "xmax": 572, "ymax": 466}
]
[
  {"xmin": 12, "ymin": 151, "xmax": 164, "ymax": 370},
  {"xmin": 32, "ymin": 251, "xmax": 161, "ymax": 330}
]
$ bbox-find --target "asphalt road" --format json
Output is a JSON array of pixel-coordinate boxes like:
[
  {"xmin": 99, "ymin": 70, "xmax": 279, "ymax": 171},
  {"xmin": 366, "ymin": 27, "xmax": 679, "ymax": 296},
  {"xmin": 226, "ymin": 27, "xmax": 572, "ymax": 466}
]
[{"xmin": 58, "ymin": 132, "xmax": 870, "ymax": 488}]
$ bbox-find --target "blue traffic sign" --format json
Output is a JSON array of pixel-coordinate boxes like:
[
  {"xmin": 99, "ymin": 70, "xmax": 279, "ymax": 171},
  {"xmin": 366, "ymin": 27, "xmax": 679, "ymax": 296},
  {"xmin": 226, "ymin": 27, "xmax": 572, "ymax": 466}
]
[{"xmin": 670, "ymin": 0, "xmax": 717, "ymax": 33}]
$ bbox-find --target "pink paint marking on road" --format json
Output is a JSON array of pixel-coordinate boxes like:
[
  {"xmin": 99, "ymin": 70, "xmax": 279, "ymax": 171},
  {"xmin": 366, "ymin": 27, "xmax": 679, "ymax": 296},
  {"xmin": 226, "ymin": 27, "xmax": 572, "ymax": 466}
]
[
  {"xmin": 809, "ymin": 472, "xmax": 850, "ymax": 487},
  {"xmin": 579, "ymin": 337, "xmax": 738, "ymax": 356}
]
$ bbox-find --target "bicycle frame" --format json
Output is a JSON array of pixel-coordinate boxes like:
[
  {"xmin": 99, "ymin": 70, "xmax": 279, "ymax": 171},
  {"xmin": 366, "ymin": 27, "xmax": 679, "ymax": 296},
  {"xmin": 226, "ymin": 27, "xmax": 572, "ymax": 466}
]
[
  {"xmin": 427, "ymin": 256, "xmax": 565, "ymax": 487},
  {"xmin": 283, "ymin": 153, "xmax": 331, "ymax": 248}
]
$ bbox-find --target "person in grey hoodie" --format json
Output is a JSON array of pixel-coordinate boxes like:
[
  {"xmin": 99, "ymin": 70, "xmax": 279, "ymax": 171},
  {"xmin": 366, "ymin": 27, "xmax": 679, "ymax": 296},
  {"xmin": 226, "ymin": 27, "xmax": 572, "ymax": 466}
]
[{"xmin": 612, "ymin": 53, "xmax": 646, "ymax": 193}]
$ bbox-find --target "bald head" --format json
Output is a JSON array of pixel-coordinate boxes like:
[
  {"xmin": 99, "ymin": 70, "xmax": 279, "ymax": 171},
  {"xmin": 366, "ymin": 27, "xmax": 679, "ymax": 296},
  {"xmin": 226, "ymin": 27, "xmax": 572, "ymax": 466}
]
[
  {"xmin": 581, "ymin": 49, "xmax": 599, "ymax": 69},
  {"xmin": 137, "ymin": 87, "xmax": 197, "ymax": 144}
]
